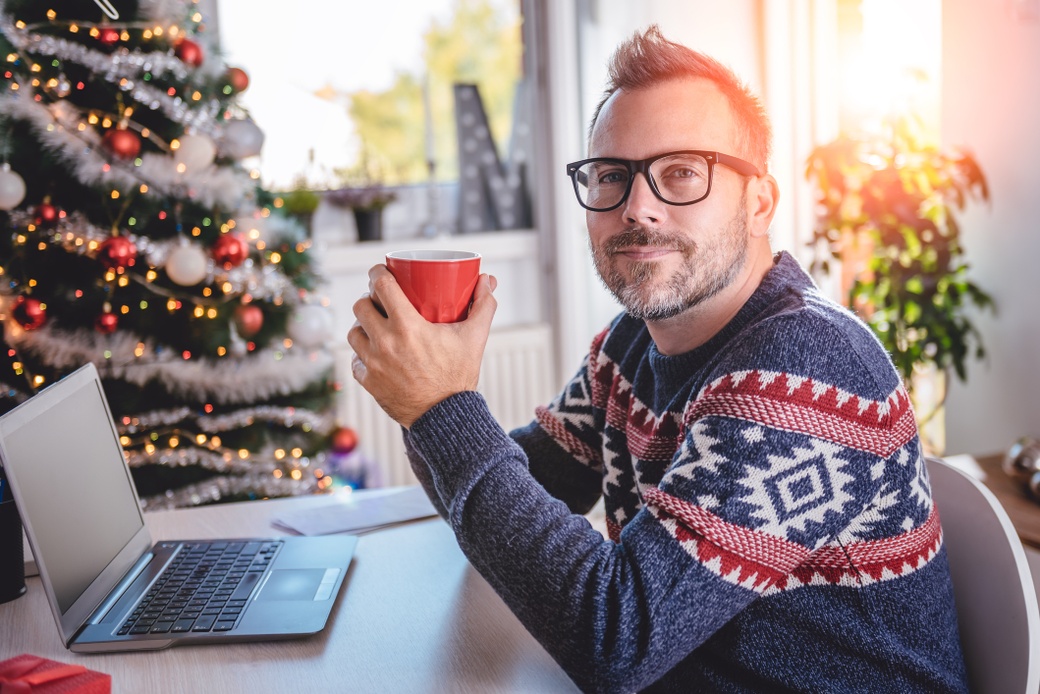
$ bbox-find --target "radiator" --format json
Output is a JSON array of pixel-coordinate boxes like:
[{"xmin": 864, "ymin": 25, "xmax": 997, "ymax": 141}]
[{"xmin": 334, "ymin": 323, "xmax": 556, "ymax": 487}]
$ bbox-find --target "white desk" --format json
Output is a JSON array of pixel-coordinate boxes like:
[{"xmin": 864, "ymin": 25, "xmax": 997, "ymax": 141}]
[{"xmin": 0, "ymin": 492, "xmax": 579, "ymax": 693}]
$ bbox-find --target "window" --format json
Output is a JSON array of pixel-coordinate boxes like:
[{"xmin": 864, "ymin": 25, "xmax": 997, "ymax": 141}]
[{"xmin": 217, "ymin": 0, "xmax": 531, "ymax": 237}]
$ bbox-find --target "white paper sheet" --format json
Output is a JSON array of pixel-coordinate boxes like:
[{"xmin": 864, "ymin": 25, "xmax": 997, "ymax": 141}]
[{"xmin": 271, "ymin": 485, "xmax": 438, "ymax": 536}]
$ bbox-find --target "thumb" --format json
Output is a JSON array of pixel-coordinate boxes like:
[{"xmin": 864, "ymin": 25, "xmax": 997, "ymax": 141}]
[{"xmin": 467, "ymin": 273, "xmax": 498, "ymax": 327}]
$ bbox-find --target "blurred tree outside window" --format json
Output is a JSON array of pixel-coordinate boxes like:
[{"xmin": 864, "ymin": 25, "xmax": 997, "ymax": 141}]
[{"xmin": 218, "ymin": 0, "xmax": 522, "ymax": 191}]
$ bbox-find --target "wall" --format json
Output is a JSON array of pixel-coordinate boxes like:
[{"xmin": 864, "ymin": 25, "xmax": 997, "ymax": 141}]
[{"xmin": 942, "ymin": 3, "xmax": 1040, "ymax": 456}]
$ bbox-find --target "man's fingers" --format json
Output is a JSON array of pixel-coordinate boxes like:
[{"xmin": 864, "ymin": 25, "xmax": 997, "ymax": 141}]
[
  {"xmin": 346, "ymin": 320, "xmax": 368, "ymax": 352},
  {"xmin": 368, "ymin": 265, "xmax": 417, "ymax": 320}
]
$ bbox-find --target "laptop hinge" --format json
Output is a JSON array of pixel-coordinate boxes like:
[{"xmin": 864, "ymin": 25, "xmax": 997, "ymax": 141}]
[{"xmin": 88, "ymin": 550, "xmax": 155, "ymax": 624}]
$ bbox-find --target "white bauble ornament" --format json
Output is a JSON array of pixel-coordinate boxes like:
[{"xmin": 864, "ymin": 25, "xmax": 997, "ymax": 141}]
[
  {"xmin": 220, "ymin": 119, "xmax": 265, "ymax": 159},
  {"xmin": 0, "ymin": 164, "xmax": 27, "ymax": 210},
  {"xmin": 287, "ymin": 304, "xmax": 334, "ymax": 348},
  {"xmin": 173, "ymin": 134, "xmax": 216, "ymax": 172},
  {"xmin": 166, "ymin": 243, "xmax": 209, "ymax": 285}
]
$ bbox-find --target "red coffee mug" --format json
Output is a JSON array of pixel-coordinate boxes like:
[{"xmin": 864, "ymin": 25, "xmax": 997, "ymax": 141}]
[{"xmin": 385, "ymin": 250, "xmax": 481, "ymax": 323}]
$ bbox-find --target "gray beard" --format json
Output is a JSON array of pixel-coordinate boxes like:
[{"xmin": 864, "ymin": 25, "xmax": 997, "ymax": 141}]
[{"xmin": 591, "ymin": 207, "xmax": 749, "ymax": 322}]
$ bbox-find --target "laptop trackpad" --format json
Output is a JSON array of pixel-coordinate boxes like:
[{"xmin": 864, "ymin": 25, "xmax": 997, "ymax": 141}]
[{"xmin": 256, "ymin": 569, "xmax": 327, "ymax": 601}]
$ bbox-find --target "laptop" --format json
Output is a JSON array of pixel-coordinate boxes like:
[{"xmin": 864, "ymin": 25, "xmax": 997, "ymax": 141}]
[{"xmin": 0, "ymin": 362, "xmax": 357, "ymax": 653}]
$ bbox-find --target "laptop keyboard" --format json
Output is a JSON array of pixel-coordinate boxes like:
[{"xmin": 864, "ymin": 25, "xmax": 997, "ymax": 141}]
[{"xmin": 117, "ymin": 540, "xmax": 282, "ymax": 636}]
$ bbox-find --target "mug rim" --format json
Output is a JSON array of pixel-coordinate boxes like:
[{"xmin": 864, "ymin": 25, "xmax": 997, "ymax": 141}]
[{"xmin": 386, "ymin": 250, "xmax": 480, "ymax": 262}]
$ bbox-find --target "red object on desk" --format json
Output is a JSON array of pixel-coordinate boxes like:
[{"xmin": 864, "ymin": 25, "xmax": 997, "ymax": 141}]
[{"xmin": 0, "ymin": 654, "xmax": 111, "ymax": 693}]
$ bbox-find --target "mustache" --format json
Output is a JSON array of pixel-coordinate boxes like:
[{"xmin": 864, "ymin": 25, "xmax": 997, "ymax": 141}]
[{"xmin": 602, "ymin": 228, "xmax": 695, "ymax": 256}]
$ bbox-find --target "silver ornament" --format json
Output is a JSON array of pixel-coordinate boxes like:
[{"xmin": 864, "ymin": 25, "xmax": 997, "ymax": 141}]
[{"xmin": 1003, "ymin": 436, "xmax": 1040, "ymax": 483}]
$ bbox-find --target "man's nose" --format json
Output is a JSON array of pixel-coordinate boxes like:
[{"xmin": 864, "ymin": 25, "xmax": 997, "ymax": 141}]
[{"xmin": 622, "ymin": 172, "xmax": 664, "ymax": 225}]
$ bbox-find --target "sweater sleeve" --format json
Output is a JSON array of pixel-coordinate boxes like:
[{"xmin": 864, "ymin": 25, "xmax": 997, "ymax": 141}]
[
  {"xmin": 405, "ymin": 327, "xmax": 610, "ymax": 520},
  {"xmin": 407, "ymin": 391, "xmax": 764, "ymax": 693}
]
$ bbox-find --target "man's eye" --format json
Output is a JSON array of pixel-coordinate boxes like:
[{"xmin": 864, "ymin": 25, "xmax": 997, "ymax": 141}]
[
  {"xmin": 596, "ymin": 170, "xmax": 628, "ymax": 185},
  {"xmin": 661, "ymin": 165, "xmax": 703, "ymax": 180}
]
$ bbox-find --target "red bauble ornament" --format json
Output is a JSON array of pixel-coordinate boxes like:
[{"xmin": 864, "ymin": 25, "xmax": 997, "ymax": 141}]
[
  {"xmin": 36, "ymin": 201, "xmax": 59, "ymax": 226},
  {"xmin": 175, "ymin": 38, "xmax": 204, "ymax": 67},
  {"xmin": 103, "ymin": 128, "xmax": 141, "ymax": 160},
  {"xmin": 12, "ymin": 296, "xmax": 46, "ymax": 330},
  {"xmin": 233, "ymin": 303, "xmax": 263, "ymax": 337},
  {"xmin": 97, "ymin": 235, "xmax": 137, "ymax": 270},
  {"xmin": 331, "ymin": 427, "xmax": 359, "ymax": 454},
  {"xmin": 211, "ymin": 233, "xmax": 249, "ymax": 269},
  {"xmin": 95, "ymin": 312, "xmax": 118, "ymax": 334},
  {"xmin": 226, "ymin": 67, "xmax": 249, "ymax": 93},
  {"xmin": 98, "ymin": 27, "xmax": 121, "ymax": 45}
]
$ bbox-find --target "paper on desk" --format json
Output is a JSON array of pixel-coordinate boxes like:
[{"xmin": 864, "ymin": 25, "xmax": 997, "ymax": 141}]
[
  {"xmin": 271, "ymin": 485, "xmax": 438, "ymax": 536},
  {"xmin": 941, "ymin": 454, "xmax": 987, "ymax": 481}
]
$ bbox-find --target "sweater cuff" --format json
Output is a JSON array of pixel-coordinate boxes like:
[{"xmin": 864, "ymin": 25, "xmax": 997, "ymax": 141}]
[{"xmin": 407, "ymin": 390, "xmax": 525, "ymax": 519}]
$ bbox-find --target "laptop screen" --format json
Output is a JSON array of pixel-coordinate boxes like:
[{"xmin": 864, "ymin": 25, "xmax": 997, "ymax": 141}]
[{"xmin": 3, "ymin": 374, "xmax": 144, "ymax": 613}]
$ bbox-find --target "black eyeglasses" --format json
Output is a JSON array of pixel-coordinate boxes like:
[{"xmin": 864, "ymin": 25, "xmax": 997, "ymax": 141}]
[{"xmin": 566, "ymin": 150, "xmax": 761, "ymax": 212}]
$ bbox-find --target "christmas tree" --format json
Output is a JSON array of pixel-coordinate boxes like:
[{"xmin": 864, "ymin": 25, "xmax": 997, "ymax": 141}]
[{"xmin": 0, "ymin": 0, "xmax": 342, "ymax": 508}]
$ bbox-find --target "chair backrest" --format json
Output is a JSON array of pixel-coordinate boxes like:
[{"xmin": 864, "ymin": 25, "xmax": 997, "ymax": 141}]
[{"xmin": 926, "ymin": 456, "xmax": 1040, "ymax": 694}]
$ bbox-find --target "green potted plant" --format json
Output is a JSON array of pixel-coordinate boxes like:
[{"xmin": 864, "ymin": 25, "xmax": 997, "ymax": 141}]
[
  {"xmin": 325, "ymin": 185, "xmax": 398, "ymax": 242},
  {"xmin": 805, "ymin": 115, "xmax": 994, "ymax": 452},
  {"xmin": 278, "ymin": 182, "xmax": 321, "ymax": 234}
]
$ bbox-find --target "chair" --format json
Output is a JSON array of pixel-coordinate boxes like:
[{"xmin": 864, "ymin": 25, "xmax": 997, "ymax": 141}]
[{"xmin": 927, "ymin": 456, "xmax": 1040, "ymax": 694}]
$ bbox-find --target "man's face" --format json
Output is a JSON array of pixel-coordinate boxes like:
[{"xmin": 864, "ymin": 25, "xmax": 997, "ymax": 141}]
[{"xmin": 587, "ymin": 78, "xmax": 751, "ymax": 321}]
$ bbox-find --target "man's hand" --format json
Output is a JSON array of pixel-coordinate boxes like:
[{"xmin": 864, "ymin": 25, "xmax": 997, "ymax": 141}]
[{"xmin": 347, "ymin": 264, "xmax": 497, "ymax": 429}]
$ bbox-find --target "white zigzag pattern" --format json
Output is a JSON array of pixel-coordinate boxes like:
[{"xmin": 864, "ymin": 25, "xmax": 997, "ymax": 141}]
[
  {"xmin": 661, "ymin": 419, "xmax": 725, "ymax": 482},
  {"xmin": 759, "ymin": 537, "xmax": 941, "ymax": 596},
  {"xmin": 653, "ymin": 512, "xmax": 773, "ymax": 593},
  {"xmin": 707, "ymin": 369, "xmax": 908, "ymax": 426},
  {"xmin": 653, "ymin": 506, "xmax": 944, "ymax": 596}
]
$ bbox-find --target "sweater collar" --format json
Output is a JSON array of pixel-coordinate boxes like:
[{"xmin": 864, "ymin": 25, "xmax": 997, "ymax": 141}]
[{"xmin": 645, "ymin": 251, "xmax": 812, "ymax": 378}]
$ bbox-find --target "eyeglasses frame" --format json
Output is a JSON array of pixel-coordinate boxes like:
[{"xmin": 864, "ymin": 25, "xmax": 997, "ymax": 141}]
[{"xmin": 565, "ymin": 150, "xmax": 762, "ymax": 212}]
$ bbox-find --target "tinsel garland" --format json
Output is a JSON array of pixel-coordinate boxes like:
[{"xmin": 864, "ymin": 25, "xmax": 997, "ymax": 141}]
[
  {"xmin": 139, "ymin": 0, "xmax": 215, "ymax": 30},
  {"xmin": 139, "ymin": 466, "xmax": 324, "ymax": 510},
  {"xmin": 126, "ymin": 439, "xmax": 328, "ymax": 472},
  {"xmin": 0, "ymin": 12, "xmax": 228, "ymax": 137},
  {"xmin": 4, "ymin": 321, "xmax": 335, "ymax": 404},
  {"xmin": 6, "ymin": 210, "xmax": 302, "ymax": 305},
  {"xmin": 0, "ymin": 90, "xmax": 251, "ymax": 209},
  {"xmin": 122, "ymin": 403, "xmax": 332, "ymax": 434},
  {"xmin": 1, "ymin": 15, "xmax": 193, "ymax": 85}
]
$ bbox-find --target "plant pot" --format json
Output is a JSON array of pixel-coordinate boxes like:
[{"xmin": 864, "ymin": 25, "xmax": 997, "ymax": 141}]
[{"xmin": 354, "ymin": 208, "xmax": 383, "ymax": 242}]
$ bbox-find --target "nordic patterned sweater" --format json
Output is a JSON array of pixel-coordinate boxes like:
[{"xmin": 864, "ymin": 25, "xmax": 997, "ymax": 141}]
[{"xmin": 403, "ymin": 252, "xmax": 968, "ymax": 693}]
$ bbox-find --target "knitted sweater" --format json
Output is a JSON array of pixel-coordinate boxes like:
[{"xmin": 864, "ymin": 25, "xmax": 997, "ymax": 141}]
[{"xmin": 403, "ymin": 252, "xmax": 968, "ymax": 693}]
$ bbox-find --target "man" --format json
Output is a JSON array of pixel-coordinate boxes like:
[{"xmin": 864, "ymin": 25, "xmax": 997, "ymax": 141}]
[{"xmin": 349, "ymin": 26, "xmax": 967, "ymax": 693}]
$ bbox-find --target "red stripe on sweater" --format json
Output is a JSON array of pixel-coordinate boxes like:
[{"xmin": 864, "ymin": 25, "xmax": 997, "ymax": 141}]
[
  {"xmin": 535, "ymin": 406, "xmax": 602, "ymax": 467},
  {"xmin": 645, "ymin": 487, "xmax": 942, "ymax": 594},
  {"xmin": 688, "ymin": 371, "xmax": 917, "ymax": 457},
  {"xmin": 644, "ymin": 487, "xmax": 810, "ymax": 591}
]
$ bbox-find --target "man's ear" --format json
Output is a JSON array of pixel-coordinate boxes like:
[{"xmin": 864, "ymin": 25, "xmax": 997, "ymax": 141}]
[{"xmin": 747, "ymin": 174, "xmax": 780, "ymax": 238}]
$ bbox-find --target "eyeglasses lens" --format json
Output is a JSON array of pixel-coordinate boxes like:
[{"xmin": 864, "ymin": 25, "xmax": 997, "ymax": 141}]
[{"xmin": 574, "ymin": 153, "xmax": 711, "ymax": 210}]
